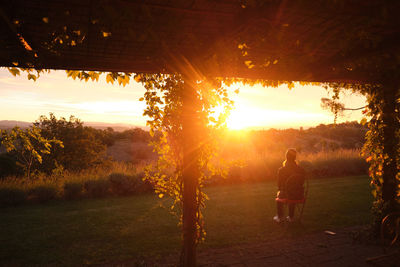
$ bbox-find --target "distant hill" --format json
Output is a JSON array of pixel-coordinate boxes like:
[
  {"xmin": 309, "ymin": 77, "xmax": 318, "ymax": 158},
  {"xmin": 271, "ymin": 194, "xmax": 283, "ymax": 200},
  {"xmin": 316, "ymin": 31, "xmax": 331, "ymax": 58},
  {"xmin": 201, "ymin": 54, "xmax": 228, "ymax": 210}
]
[
  {"xmin": 83, "ymin": 122, "xmax": 148, "ymax": 131},
  {"xmin": 0, "ymin": 120, "xmax": 146, "ymax": 132},
  {"xmin": 0, "ymin": 120, "xmax": 32, "ymax": 130}
]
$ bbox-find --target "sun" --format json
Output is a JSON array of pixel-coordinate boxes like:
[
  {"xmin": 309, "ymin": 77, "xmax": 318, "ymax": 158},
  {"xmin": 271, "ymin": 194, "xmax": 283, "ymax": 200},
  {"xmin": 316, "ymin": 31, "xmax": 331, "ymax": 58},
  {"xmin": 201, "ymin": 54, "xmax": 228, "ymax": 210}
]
[
  {"xmin": 226, "ymin": 102, "xmax": 308, "ymax": 130},
  {"xmin": 227, "ymin": 108, "xmax": 261, "ymax": 130},
  {"xmin": 209, "ymin": 95, "xmax": 267, "ymax": 130},
  {"xmin": 214, "ymin": 83, "xmax": 338, "ymax": 130},
  {"xmin": 211, "ymin": 101, "xmax": 262, "ymax": 130}
]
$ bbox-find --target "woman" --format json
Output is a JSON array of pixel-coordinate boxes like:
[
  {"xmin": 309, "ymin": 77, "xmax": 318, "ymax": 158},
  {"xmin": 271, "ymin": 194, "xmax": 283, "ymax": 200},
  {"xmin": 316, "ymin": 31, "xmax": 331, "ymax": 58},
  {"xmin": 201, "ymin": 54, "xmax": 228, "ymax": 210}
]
[{"xmin": 273, "ymin": 148, "xmax": 305, "ymax": 223}]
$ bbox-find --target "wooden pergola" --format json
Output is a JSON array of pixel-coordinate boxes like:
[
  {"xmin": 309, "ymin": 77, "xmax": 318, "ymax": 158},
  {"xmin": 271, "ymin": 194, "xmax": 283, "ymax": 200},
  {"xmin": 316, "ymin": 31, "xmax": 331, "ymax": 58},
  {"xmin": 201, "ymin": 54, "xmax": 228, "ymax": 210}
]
[
  {"xmin": 1, "ymin": 1, "xmax": 399, "ymax": 266},
  {"xmin": 2, "ymin": 1, "xmax": 398, "ymax": 82}
]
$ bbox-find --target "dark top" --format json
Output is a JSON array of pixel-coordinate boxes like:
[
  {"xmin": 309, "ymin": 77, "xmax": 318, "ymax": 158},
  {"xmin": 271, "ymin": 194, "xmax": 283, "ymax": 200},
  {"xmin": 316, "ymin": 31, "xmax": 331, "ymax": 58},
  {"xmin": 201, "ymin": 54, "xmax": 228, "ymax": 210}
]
[{"xmin": 277, "ymin": 161, "xmax": 305, "ymax": 199}]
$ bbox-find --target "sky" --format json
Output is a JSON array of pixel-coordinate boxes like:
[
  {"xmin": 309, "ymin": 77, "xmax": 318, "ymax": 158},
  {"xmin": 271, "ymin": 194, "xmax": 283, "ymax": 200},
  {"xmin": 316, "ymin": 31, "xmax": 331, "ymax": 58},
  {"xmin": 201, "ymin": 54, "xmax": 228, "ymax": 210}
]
[{"xmin": 0, "ymin": 68, "xmax": 367, "ymax": 129}]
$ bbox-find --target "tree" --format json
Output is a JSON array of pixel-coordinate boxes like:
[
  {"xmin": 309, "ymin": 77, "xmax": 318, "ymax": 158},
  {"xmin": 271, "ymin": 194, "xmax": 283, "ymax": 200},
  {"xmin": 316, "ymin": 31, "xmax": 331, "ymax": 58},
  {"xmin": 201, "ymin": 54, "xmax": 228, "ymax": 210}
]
[
  {"xmin": 0, "ymin": 126, "xmax": 63, "ymax": 178},
  {"xmin": 115, "ymin": 127, "xmax": 151, "ymax": 142},
  {"xmin": 97, "ymin": 127, "xmax": 115, "ymax": 147},
  {"xmin": 33, "ymin": 113, "xmax": 107, "ymax": 172}
]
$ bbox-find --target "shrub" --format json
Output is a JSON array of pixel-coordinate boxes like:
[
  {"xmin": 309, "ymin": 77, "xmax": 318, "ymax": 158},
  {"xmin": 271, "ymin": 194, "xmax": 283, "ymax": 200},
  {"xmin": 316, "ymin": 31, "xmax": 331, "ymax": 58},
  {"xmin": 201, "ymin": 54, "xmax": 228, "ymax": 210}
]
[
  {"xmin": 134, "ymin": 172, "xmax": 153, "ymax": 193},
  {"xmin": 64, "ymin": 182, "xmax": 84, "ymax": 200},
  {"xmin": 28, "ymin": 185, "xmax": 59, "ymax": 203},
  {"xmin": 0, "ymin": 187, "xmax": 26, "ymax": 207},
  {"xmin": 0, "ymin": 154, "xmax": 23, "ymax": 179},
  {"xmin": 298, "ymin": 160, "xmax": 313, "ymax": 172},
  {"xmin": 109, "ymin": 173, "xmax": 137, "ymax": 195},
  {"xmin": 84, "ymin": 179, "xmax": 111, "ymax": 198},
  {"xmin": 109, "ymin": 172, "xmax": 152, "ymax": 195}
]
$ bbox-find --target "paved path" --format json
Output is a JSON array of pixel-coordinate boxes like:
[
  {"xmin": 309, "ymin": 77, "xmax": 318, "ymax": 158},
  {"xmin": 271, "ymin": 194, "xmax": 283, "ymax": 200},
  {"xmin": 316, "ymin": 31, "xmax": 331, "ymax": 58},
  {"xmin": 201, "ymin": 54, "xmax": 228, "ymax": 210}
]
[{"xmin": 153, "ymin": 226, "xmax": 399, "ymax": 267}]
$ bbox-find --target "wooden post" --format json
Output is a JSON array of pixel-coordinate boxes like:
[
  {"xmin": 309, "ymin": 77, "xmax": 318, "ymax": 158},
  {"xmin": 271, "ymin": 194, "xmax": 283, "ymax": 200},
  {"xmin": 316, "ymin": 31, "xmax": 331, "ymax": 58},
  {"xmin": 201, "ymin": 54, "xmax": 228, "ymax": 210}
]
[
  {"xmin": 381, "ymin": 84, "xmax": 399, "ymax": 213},
  {"xmin": 181, "ymin": 77, "xmax": 200, "ymax": 267}
]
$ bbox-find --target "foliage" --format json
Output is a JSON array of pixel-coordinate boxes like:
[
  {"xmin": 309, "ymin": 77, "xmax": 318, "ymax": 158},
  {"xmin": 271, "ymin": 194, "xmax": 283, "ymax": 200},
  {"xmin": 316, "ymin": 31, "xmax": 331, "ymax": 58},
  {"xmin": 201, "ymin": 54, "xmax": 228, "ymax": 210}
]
[
  {"xmin": 320, "ymin": 97, "xmax": 345, "ymax": 123},
  {"xmin": 7, "ymin": 67, "xmax": 49, "ymax": 82},
  {"xmin": 0, "ymin": 187, "xmax": 26, "ymax": 207},
  {"xmin": 320, "ymin": 88, "xmax": 366, "ymax": 124},
  {"xmin": 109, "ymin": 172, "xmax": 150, "ymax": 195},
  {"xmin": 84, "ymin": 179, "xmax": 111, "ymax": 198},
  {"xmin": 63, "ymin": 182, "xmax": 84, "ymax": 200},
  {"xmin": 0, "ymin": 126, "xmax": 63, "ymax": 178},
  {"xmin": 109, "ymin": 173, "xmax": 136, "ymax": 195},
  {"xmin": 28, "ymin": 185, "xmax": 59, "ymax": 203},
  {"xmin": 33, "ymin": 113, "xmax": 107, "ymax": 172},
  {"xmin": 96, "ymin": 127, "xmax": 116, "ymax": 147},
  {"xmin": 323, "ymin": 82, "xmax": 400, "ymax": 232},
  {"xmin": 361, "ymin": 85, "xmax": 400, "ymax": 231},
  {"xmin": 136, "ymin": 73, "xmax": 234, "ymax": 243},
  {"xmin": 0, "ymin": 154, "xmax": 23, "ymax": 179},
  {"xmin": 113, "ymin": 127, "xmax": 151, "ymax": 142},
  {"xmin": 0, "ymin": 161, "xmax": 148, "ymax": 207},
  {"xmin": 247, "ymin": 122, "xmax": 367, "ymax": 153}
]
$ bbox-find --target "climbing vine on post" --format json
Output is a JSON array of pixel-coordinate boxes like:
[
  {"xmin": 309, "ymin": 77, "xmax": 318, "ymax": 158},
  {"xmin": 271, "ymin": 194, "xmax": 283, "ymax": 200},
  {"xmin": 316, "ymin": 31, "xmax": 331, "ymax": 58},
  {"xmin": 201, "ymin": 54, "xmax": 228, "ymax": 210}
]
[
  {"xmin": 362, "ymin": 83, "xmax": 400, "ymax": 231},
  {"xmin": 136, "ymin": 73, "xmax": 233, "ymax": 264},
  {"xmin": 323, "ymin": 82, "xmax": 400, "ymax": 232}
]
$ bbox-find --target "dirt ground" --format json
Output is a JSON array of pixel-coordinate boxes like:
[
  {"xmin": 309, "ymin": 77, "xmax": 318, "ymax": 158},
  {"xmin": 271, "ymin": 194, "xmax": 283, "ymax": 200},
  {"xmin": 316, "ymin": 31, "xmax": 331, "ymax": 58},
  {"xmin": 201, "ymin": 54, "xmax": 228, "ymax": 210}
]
[{"xmin": 146, "ymin": 225, "xmax": 400, "ymax": 267}]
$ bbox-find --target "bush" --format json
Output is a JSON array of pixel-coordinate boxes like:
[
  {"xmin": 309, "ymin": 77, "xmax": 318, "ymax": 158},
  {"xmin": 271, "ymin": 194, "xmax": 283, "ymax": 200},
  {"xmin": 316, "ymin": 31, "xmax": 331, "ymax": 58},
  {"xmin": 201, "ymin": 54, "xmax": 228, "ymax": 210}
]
[
  {"xmin": 0, "ymin": 187, "xmax": 26, "ymax": 207},
  {"xmin": 28, "ymin": 185, "xmax": 59, "ymax": 203},
  {"xmin": 134, "ymin": 172, "xmax": 153, "ymax": 193},
  {"xmin": 84, "ymin": 179, "xmax": 111, "ymax": 198},
  {"xmin": 109, "ymin": 173, "xmax": 137, "ymax": 195},
  {"xmin": 64, "ymin": 182, "xmax": 84, "ymax": 200},
  {"xmin": 0, "ymin": 154, "xmax": 23, "ymax": 179},
  {"xmin": 109, "ymin": 172, "xmax": 152, "ymax": 195}
]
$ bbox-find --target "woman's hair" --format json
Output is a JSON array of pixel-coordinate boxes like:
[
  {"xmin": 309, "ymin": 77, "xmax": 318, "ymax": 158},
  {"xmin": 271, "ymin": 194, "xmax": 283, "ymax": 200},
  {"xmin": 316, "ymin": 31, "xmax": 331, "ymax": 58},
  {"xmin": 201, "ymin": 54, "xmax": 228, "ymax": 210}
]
[{"xmin": 283, "ymin": 148, "xmax": 297, "ymax": 166}]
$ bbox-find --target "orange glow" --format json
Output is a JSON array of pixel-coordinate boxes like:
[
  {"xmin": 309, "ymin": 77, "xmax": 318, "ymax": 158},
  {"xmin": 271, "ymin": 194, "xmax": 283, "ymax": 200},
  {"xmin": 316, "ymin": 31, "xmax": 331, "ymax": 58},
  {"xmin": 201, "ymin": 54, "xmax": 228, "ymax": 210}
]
[
  {"xmin": 226, "ymin": 105, "xmax": 303, "ymax": 130},
  {"xmin": 0, "ymin": 70, "xmax": 367, "ymax": 128},
  {"xmin": 224, "ymin": 87, "xmax": 337, "ymax": 130},
  {"xmin": 227, "ymin": 107, "xmax": 260, "ymax": 130}
]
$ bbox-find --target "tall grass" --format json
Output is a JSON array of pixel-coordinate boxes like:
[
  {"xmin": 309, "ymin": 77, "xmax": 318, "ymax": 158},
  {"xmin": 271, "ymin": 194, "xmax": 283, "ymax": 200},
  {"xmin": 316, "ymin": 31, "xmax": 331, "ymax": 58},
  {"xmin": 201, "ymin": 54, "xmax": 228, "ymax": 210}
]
[
  {"xmin": 213, "ymin": 149, "xmax": 368, "ymax": 184},
  {"xmin": 0, "ymin": 149, "xmax": 368, "ymax": 206},
  {"xmin": 0, "ymin": 161, "xmax": 148, "ymax": 207},
  {"xmin": 299, "ymin": 149, "xmax": 368, "ymax": 177}
]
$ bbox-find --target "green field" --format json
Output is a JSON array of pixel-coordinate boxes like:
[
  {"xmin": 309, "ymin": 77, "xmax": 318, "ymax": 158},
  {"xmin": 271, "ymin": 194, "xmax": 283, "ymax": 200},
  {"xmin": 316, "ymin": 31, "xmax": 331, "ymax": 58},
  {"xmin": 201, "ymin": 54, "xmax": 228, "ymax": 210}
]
[{"xmin": 0, "ymin": 176, "xmax": 372, "ymax": 265}]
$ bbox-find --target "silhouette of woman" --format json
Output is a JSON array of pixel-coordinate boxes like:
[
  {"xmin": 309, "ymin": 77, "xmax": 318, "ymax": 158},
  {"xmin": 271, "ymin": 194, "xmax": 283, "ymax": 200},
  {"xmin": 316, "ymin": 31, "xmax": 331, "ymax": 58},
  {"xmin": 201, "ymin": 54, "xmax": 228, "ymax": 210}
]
[{"xmin": 273, "ymin": 148, "xmax": 305, "ymax": 223}]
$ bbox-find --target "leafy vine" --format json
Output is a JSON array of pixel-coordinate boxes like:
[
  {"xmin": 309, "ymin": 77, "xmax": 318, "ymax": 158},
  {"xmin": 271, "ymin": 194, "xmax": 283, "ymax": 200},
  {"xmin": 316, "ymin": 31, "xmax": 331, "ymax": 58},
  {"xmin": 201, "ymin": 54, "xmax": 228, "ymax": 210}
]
[{"xmin": 136, "ymin": 73, "xmax": 234, "ymax": 243}]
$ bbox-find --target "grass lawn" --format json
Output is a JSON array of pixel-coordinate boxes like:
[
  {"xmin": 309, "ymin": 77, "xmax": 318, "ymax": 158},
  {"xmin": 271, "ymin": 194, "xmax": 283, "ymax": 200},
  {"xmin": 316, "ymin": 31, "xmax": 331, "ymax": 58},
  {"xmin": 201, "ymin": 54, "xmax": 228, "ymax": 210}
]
[{"xmin": 0, "ymin": 175, "xmax": 372, "ymax": 265}]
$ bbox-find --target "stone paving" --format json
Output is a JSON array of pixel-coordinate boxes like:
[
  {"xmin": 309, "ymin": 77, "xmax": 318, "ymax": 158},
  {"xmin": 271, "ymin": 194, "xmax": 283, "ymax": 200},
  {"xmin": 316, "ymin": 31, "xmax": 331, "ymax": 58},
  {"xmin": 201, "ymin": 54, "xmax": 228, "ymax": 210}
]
[{"xmin": 153, "ymin": 226, "xmax": 400, "ymax": 267}]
